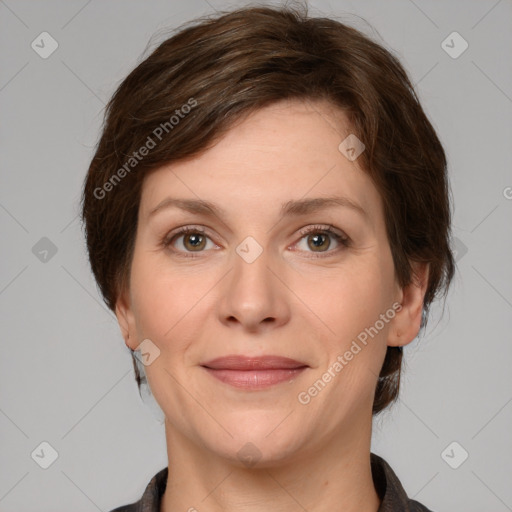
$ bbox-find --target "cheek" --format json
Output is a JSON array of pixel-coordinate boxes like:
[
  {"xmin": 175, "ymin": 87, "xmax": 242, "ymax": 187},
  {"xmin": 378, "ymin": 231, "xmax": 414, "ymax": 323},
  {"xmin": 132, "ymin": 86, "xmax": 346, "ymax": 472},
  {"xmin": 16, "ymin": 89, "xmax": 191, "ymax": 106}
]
[
  {"xmin": 290, "ymin": 255, "xmax": 396, "ymax": 398},
  {"xmin": 294, "ymin": 260, "xmax": 392, "ymax": 339},
  {"xmin": 129, "ymin": 252, "xmax": 216, "ymax": 347}
]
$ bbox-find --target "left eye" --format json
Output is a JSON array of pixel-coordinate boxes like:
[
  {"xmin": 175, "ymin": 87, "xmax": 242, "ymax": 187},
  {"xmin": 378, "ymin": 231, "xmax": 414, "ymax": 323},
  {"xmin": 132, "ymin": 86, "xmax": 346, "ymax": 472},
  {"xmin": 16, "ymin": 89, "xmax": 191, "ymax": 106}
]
[{"xmin": 294, "ymin": 226, "xmax": 349, "ymax": 255}]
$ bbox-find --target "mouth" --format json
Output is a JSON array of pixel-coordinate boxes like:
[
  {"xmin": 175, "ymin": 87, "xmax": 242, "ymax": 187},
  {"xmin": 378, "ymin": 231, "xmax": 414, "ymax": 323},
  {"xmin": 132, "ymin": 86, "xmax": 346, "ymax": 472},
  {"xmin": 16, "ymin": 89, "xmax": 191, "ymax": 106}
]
[{"xmin": 200, "ymin": 355, "xmax": 309, "ymax": 390}]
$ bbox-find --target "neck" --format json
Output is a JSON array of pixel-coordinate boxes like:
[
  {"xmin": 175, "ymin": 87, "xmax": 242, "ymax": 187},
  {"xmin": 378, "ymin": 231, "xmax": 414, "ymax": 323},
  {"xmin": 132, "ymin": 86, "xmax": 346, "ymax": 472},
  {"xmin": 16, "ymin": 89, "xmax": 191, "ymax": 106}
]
[{"xmin": 160, "ymin": 419, "xmax": 381, "ymax": 512}]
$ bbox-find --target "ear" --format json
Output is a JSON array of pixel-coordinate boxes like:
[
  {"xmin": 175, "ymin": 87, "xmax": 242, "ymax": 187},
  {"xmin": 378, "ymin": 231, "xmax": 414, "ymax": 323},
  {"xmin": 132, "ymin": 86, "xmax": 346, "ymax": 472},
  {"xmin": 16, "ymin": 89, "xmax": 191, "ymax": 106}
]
[
  {"xmin": 387, "ymin": 262, "xmax": 429, "ymax": 347},
  {"xmin": 115, "ymin": 287, "xmax": 138, "ymax": 351}
]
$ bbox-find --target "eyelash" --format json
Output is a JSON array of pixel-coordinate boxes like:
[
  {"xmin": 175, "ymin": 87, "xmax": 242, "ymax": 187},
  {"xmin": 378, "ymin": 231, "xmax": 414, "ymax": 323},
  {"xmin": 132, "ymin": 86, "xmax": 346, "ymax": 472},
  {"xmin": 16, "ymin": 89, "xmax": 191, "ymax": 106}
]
[{"xmin": 162, "ymin": 224, "xmax": 350, "ymax": 259}]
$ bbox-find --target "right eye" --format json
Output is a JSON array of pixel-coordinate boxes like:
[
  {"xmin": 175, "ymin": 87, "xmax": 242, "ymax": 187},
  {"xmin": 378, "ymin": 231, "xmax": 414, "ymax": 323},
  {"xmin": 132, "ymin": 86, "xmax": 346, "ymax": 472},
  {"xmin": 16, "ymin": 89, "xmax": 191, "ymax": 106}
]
[{"xmin": 163, "ymin": 226, "xmax": 218, "ymax": 257}]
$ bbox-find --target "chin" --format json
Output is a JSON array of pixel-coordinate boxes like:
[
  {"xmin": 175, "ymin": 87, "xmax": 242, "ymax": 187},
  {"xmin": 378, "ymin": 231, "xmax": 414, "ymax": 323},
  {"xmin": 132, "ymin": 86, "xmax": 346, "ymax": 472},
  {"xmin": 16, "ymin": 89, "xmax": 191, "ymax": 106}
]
[{"xmin": 200, "ymin": 413, "xmax": 309, "ymax": 468}]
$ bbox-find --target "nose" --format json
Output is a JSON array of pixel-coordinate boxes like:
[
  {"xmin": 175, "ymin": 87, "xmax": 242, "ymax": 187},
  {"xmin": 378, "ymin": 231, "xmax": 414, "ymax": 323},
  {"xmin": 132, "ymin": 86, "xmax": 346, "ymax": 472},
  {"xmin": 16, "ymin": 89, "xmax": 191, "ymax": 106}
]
[{"xmin": 216, "ymin": 243, "xmax": 291, "ymax": 333}]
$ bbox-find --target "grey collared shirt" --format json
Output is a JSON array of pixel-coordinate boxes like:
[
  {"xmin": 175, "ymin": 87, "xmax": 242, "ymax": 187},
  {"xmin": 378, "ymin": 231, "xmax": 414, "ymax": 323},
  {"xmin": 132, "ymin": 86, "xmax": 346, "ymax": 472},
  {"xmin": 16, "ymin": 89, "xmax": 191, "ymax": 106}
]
[{"xmin": 110, "ymin": 453, "xmax": 434, "ymax": 512}]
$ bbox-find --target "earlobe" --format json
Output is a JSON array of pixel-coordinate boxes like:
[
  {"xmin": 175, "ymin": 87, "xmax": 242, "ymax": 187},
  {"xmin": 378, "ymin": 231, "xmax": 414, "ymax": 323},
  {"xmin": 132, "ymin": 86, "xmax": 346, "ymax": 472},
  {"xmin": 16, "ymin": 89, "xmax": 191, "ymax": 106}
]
[
  {"xmin": 115, "ymin": 289, "xmax": 137, "ymax": 351},
  {"xmin": 387, "ymin": 262, "xmax": 429, "ymax": 347}
]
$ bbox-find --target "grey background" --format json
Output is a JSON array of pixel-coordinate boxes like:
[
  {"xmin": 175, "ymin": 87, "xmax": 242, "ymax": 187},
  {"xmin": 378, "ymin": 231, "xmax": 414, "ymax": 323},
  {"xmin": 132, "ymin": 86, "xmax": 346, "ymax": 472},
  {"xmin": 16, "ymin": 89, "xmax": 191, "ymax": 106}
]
[{"xmin": 1, "ymin": 0, "xmax": 511, "ymax": 510}]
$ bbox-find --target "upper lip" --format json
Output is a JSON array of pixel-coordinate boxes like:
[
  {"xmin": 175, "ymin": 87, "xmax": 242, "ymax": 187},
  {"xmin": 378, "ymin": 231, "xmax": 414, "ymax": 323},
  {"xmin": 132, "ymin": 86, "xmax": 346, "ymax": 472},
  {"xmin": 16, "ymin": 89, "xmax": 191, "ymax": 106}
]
[{"xmin": 201, "ymin": 355, "xmax": 308, "ymax": 370}]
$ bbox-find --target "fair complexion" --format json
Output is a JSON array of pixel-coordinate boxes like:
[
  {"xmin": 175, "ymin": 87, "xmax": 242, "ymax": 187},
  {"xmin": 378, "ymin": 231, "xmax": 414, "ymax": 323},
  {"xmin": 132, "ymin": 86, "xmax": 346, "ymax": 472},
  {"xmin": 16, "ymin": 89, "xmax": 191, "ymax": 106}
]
[{"xmin": 116, "ymin": 98, "xmax": 429, "ymax": 512}]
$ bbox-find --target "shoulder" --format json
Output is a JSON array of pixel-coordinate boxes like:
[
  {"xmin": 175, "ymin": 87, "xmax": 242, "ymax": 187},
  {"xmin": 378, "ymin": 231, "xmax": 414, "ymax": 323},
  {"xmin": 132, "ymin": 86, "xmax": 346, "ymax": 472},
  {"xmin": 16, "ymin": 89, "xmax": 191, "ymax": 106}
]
[
  {"xmin": 107, "ymin": 466, "xmax": 168, "ymax": 512},
  {"xmin": 371, "ymin": 453, "xmax": 435, "ymax": 511},
  {"xmin": 109, "ymin": 505, "xmax": 137, "ymax": 512}
]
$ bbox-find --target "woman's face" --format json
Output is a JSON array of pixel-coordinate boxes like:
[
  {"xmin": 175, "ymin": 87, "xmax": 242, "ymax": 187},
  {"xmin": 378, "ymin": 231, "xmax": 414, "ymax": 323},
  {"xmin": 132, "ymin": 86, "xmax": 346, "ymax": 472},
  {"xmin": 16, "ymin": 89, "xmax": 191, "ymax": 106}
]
[{"xmin": 116, "ymin": 99, "xmax": 420, "ymax": 466}]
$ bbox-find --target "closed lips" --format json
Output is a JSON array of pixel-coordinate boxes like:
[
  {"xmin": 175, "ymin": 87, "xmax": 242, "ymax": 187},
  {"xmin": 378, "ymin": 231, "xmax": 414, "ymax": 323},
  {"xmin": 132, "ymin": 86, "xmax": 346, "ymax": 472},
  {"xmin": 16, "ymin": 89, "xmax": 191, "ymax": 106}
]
[{"xmin": 201, "ymin": 355, "xmax": 308, "ymax": 370}]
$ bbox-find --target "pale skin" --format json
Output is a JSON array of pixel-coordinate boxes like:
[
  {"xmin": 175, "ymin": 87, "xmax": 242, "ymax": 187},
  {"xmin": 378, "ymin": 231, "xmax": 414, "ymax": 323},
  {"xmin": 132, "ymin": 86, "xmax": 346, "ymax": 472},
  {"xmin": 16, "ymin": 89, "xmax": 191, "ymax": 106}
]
[{"xmin": 115, "ymin": 98, "xmax": 429, "ymax": 512}]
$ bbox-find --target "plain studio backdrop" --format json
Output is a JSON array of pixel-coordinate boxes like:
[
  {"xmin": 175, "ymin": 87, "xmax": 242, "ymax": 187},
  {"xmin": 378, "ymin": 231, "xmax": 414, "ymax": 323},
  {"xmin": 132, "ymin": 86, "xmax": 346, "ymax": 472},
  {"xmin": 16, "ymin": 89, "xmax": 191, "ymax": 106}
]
[{"xmin": 0, "ymin": 1, "xmax": 511, "ymax": 511}]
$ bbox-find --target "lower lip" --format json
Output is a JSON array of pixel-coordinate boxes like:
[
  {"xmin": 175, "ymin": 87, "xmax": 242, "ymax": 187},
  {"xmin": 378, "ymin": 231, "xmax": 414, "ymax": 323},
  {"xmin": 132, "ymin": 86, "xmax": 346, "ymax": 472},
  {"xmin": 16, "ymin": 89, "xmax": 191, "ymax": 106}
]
[{"xmin": 202, "ymin": 367, "xmax": 307, "ymax": 389}]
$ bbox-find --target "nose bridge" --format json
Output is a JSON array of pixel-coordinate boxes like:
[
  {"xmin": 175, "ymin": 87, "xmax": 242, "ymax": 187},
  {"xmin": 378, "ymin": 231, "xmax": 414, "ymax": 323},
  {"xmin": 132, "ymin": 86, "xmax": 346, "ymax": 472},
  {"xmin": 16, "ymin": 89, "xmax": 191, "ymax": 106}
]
[{"xmin": 217, "ymin": 234, "xmax": 290, "ymax": 330}]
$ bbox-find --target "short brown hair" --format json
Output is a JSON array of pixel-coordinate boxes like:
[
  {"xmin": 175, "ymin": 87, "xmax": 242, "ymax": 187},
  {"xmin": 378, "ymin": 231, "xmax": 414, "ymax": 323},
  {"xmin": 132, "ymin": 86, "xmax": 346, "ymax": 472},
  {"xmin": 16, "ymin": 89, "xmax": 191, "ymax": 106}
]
[{"xmin": 81, "ymin": 3, "xmax": 455, "ymax": 415}]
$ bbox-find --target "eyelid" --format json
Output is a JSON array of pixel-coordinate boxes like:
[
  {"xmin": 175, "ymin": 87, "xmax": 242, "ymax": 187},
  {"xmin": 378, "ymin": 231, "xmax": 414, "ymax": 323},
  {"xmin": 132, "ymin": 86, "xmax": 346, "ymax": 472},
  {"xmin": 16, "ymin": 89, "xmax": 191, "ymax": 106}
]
[
  {"xmin": 162, "ymin": 225, "xmax": 218, "ymax": 254},
  {"xmin": 296, "ymin": 223, "xmax": 347, "ymax": 240}
]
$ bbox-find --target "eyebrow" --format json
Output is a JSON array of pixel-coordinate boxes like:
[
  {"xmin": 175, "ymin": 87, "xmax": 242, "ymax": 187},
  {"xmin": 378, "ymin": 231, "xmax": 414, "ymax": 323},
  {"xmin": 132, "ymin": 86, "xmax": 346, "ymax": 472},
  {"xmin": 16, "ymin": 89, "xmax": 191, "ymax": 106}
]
[{"xmin": 148, "ymin": 195, "xmax": 368, "ymax": 221}]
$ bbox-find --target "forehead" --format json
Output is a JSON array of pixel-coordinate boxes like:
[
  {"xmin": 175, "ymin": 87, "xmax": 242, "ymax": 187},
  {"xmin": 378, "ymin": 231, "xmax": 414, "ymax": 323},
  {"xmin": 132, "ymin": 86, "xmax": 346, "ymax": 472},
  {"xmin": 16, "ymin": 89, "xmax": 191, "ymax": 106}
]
[{"xmin": 139, "ymin": 99, "xmax": 383, "ymax": 227}]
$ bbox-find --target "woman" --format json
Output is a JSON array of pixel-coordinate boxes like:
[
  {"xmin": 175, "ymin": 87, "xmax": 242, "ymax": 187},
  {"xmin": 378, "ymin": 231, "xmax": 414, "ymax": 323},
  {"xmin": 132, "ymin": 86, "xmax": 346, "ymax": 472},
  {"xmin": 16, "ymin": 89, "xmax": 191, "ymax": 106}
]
[{"xmin": 81, "ymin": 4, "xmax": 454, "ymax": 511}]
